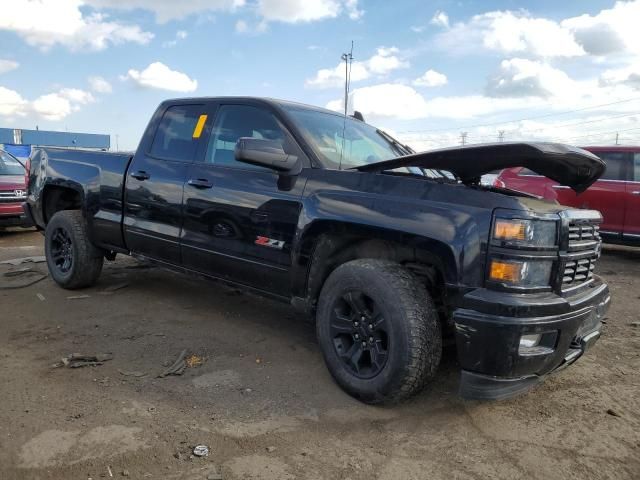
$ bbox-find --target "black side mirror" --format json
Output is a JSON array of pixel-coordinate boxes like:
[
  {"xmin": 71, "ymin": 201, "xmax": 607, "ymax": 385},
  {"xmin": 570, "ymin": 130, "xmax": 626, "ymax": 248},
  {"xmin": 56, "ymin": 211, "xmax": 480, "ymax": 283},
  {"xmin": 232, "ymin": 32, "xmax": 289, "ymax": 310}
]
[{"xmin": 235, "ymin": 138, "xmax": 301, "ymax": 176}]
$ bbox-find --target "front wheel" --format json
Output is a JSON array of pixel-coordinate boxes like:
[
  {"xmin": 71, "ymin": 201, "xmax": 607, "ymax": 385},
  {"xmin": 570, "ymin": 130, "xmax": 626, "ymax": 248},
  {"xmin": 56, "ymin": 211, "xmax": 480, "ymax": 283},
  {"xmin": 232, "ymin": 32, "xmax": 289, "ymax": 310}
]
[
  {"xmin": 316, "ymin": 259, "xmax": 442, "ymax": 404},
  {"xmin": 45, "ymin": 210, "xmax": 103, "ymax": 289}
]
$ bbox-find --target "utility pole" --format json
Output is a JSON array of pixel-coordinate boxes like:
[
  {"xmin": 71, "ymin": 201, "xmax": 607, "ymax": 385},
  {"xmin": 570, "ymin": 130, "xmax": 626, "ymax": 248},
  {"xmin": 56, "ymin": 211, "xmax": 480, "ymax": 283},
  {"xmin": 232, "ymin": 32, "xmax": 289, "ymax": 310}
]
[
  {"xmin": 615, "ymin": 132, "xmax": 619, "ymax": 145},
  {"xmin": 498, "ymin": 130, "xmax": 505, "ymax": 143},
  {"xmin": 460, "ymin": 132, "xmax": 468, "ymax": 146},
  {"xmin": 341, "ymin": 41, "xmax": 354, "ymax": 116},
  {"xmin": 115, "ymin": 134, "xmax": 119, "ymax": 151}
]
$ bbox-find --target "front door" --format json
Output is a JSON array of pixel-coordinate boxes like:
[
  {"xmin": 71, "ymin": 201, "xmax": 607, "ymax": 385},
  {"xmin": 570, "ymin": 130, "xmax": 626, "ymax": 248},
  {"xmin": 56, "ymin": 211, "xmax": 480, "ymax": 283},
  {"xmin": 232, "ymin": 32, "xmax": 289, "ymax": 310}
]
[
  {"xmin": 124, "ymin": 103, "xmax": 208, "ymax": 264},
  {"xmin": 624, "ymin": 152, "xmax": 640, "ymax": 239},
  {"xmin": 180, "ymin": 103, "xmax": 309, "ymax": 296}
]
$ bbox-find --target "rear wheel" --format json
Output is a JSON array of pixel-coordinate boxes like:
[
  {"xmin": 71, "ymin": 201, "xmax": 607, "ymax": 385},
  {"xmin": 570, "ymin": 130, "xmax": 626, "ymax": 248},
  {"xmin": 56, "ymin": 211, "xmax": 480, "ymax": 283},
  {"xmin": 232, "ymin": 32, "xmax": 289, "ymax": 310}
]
[
  {"xmin": 45, "ymin": 210, "xmax": 103, "ymax": 289},
  {"xmin": 316, "ymin": 259, "xmax": 442, "ymax": 404}
]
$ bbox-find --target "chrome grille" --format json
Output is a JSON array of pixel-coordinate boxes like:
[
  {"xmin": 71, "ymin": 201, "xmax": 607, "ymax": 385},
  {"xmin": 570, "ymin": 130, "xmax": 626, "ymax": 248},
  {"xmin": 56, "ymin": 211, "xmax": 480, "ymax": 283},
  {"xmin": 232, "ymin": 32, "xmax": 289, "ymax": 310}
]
[
  {"xmin": 562, "ymin": 220, "xmax": 601, "ymax": 291},
  {"xmin": 0, "ymin": 191, "xmax": 27, "ymax": 203}
]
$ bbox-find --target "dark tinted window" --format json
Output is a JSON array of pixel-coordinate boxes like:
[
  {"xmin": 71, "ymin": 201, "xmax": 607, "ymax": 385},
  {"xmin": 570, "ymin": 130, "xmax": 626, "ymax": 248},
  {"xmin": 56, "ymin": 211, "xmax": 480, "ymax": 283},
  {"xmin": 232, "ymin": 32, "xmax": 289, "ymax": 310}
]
[
  {"xmin": 0, "ymin": 150, "xmax": 24, "ymax": 175},
  {"xmin": 205, "ymin": 105, "xmax": 289, "ymax": 170},
  {"xmin": 634, "ymin": 153, "xmax": 640, "ymax": 181},
  {"xmin": 596, "ymin": 152, "xmax": 628, "ymax": 181},
  {"xmin": 150, "ymin": 105, "xmax": 205, "ymax": 162}
]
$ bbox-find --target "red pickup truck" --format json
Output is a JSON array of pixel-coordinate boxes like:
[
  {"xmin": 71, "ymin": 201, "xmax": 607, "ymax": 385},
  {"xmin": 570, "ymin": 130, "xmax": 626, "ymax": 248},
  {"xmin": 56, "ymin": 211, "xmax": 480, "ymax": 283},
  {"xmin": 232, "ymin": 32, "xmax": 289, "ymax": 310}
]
[
  {"xmin": 495, "ymin": 146, "xmax": 640, "ymax": 245},
  {"xmin": 0, "ymin": 149, "xmax": 30, "ymax": 230}
]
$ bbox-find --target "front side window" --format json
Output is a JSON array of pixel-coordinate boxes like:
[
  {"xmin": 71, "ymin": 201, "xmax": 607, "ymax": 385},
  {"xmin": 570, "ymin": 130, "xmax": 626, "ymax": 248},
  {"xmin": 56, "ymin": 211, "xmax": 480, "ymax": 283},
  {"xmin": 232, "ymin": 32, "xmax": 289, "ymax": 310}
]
[
  {"xmin": 205, "ymin": 105, "xmax": 291, "ymax": 170},
  {"xmin": 0, "ymin": 150, "xmax": 25, "ymax": 175},
  {"xmin": 149, "ymin": 105, "xmax": 206, "ymax": 162},
  {"xmin": 597, "ymin": 151, "xmax": 628, "ymax": 181}
]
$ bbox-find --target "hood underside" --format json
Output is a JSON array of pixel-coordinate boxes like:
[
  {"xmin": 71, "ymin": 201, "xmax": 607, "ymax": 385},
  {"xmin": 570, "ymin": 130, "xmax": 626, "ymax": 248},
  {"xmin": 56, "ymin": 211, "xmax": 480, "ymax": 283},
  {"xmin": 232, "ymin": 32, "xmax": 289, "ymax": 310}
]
[{"xmin": 354, "ymin": 142, "xmax": 605, "ymax": 193}]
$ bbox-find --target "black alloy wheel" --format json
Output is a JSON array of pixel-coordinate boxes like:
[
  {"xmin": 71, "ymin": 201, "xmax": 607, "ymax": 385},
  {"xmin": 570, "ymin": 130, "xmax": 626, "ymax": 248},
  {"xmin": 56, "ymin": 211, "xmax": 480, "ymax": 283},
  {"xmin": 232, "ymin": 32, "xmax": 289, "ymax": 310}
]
[
  {"xmin": 49, "ymin": 227, "xmax": 74, "ymax": 274},
  {"xmin": 330, "ymin": 290, "xmax": 390, "ymax": 379}
]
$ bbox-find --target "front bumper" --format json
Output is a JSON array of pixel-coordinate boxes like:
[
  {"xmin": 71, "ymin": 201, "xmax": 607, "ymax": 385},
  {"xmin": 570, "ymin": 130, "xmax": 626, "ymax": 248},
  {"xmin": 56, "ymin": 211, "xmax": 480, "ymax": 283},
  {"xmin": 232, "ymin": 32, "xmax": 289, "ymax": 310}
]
[{"xmin": 454, "ymin": 277, "xmax": 610, "ymax": 400}]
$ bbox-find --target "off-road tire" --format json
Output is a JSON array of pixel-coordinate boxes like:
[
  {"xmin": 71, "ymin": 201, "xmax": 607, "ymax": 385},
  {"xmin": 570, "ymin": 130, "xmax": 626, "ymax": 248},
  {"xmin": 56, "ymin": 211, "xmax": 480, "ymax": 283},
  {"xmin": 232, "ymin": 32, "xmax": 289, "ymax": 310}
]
[
  {"xmin": 316, "ymin": 259, "xmax": 442, "ymax": 404},
  {"xmin": 45, "ymin": 210, "xmax": 103, "ymax": 289}
]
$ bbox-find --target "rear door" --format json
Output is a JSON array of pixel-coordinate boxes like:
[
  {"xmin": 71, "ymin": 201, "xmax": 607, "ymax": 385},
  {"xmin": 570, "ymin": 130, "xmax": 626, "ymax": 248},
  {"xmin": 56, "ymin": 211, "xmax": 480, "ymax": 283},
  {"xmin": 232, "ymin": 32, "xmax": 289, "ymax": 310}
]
[
  {"xmin": 124, "ymin": 103, "xmax": 209, "ymax": 264},
  {"xmin": 624, "ymin": 152, "xmax": 640, "ymax": 239},
  {"xmin": 555, "ymin": 151, "xmax": 630, "ymax": 238},
  {"xmin": 180, "ymin": 102, "xmax": 309, "ymax": 296}
]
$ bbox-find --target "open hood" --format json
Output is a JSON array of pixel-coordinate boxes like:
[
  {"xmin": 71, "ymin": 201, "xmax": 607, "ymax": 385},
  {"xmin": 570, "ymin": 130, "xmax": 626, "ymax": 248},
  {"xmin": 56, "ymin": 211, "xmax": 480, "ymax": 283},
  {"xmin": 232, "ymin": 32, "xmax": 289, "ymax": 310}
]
[{"xmin": 354, "ymin": 142, "xmax": 605, "ymax": 193}]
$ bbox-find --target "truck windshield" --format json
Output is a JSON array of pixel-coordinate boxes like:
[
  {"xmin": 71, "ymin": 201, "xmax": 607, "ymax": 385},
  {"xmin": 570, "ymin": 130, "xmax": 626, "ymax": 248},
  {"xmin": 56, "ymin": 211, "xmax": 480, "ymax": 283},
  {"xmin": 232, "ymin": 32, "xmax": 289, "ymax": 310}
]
[
  {"xmin": 284, "ymin": 107, "xmax": 404, "ymax": 169},
  {"xmin": 0, "ymin": 150, "xmax": 25, "ymax": 175}
]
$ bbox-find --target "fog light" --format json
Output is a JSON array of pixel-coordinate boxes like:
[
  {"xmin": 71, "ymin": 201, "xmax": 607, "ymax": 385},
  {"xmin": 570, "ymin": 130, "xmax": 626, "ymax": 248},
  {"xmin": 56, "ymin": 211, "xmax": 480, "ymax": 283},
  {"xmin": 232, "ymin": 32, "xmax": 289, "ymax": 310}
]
[
  {"xmin": 518, "ymin": 333, "xmax": 556, "ymax": 356},
  {"xmin": 519, "ymin": 333, "xmax": 541, "ymax": 348}
]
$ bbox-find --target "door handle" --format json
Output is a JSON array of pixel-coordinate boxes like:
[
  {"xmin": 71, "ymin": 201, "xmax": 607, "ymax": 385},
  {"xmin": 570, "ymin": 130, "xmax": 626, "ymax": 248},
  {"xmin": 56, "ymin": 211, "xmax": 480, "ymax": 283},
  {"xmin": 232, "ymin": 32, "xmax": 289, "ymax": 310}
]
[
  {"xmin": 187, "ymin": 178, "xmax": 213, "ymax": 189},
  {"xmin": 632, "ymin": 191, "xmax": 640, "ymax": 195},
  {"xmin": 130, "ymin": 170, "xmax": 150, "ymax": 181},
  {"xmin": 250, "ymin": 211, "xmax": 269, "ymax": 222}
]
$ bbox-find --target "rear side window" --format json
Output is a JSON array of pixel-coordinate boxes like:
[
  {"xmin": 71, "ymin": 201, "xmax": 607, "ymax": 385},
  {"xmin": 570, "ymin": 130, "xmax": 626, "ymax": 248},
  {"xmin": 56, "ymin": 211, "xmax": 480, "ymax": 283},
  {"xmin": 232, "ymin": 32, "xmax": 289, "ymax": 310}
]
[
  {"xmin": 634, "ymin": 153, "xmax": 640, "ymax": 181},
  {"xmin": 149, "ymin": 105, "xmax": 206, "ymax": 162},
  {"xmin": 596, "ymin": 152, "xmax": 628, "ymax": 181}
]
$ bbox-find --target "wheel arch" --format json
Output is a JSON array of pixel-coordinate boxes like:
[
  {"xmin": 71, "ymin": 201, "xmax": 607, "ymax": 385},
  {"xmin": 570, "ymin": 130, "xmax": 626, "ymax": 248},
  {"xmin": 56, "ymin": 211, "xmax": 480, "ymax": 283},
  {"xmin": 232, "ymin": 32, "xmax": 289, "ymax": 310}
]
[
  {"xmin": 42, "ymin": 183, "xmax": 85, "ymax": 224},
  {"xmin": 293, "ymin": 220, "xmax": 456, "ymax": 315}
]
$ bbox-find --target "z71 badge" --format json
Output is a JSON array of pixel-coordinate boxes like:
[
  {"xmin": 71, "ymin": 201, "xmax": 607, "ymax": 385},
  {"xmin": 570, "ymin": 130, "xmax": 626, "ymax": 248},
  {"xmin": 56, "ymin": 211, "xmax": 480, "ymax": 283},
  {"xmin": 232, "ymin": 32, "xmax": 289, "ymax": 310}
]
[{"xmin": 254, "ymin": 236, "xmax": 285, "ymax": 249}]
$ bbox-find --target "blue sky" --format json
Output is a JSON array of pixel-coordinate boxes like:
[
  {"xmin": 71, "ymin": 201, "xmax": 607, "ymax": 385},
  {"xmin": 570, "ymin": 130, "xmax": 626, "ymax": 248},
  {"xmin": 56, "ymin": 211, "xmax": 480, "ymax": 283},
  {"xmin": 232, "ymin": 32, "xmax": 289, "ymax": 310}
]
[{"xmin": 1, "ymin": 0, "xmax": 639, "ymax": 150}]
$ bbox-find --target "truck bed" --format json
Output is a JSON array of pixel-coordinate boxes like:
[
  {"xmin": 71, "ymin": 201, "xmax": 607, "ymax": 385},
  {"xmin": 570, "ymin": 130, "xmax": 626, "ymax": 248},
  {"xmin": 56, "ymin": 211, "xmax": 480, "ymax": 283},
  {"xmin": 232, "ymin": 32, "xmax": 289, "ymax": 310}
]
[{"xmin": 28, "ymin": 147, "xmax": 133, "ymax": 250}]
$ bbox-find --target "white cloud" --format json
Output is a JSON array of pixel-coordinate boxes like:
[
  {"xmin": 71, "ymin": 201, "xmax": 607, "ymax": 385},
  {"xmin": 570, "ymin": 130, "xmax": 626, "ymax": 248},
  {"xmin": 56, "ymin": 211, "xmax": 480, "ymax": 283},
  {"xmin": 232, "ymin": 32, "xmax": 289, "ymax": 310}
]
[
  {"xmin": 235, "ymin": 20, "xmax": 249, "ymax": 33},
  {"xmin": 345, "ymin": 0, "xmax": 364, "ymax": 20},
  {"xmin": 162, "ymin": 29, "xmax": 189, "ymax": 47},
  {"xmin": 600, "ymin": 62, "xmax": 640, "ymax": 89},
  {"xmin": 0, "ymin": 0, "xmax": 153, "ymax": 51},
  {"xmin": 86, "ymin": 0, "xmax": 245, "ymax": 23},
  {"xmin": 0, "ymin": 59, "xmax": 19, "ymax": 75},
  {"xmin": 0, "ymin": 86, "xmax": 28, "ymax": 117},
  {"xmin": 0, "ymin": 85, "xmax": 96, "ymax": 121},
  {"xmin": 123, "ymin": 62, "xmax": 198, "ymax": 93},
  {"xmin": 32, "ymin": 88, "xmax": 95, "ymax": 120},
  {"xmin": 88, "ymin": 76, "xmax": 113, "ymax": 94},
  {"xmin": 306, "ymin": 46, "xmax": 408, "ymax": 88},
  {"xmin": 436, "ymin": 10, "xmax": 584, "ymax": 57},
  {"xmin": 257, "ymin": 0, "xmax": 362, "ymax": 23},
  {"xmin": 431, "ymin": 11, "xmax": 449, "ymax": 28},
  {"xmin": 485, "ymin": 58, "xmax": 580, "ymax": 98},
  {"xmin": 327, "ymin": 83, "xmax": 430, "ymax": 120},
  {"xmin": 433, "ymin": 2, "xmax": 640, "ymax": 59},
  {"xmin": 413, "ymin": 69, "xmax": 447, "ymax": 87},
  {"xmin": 562, "ymin": 1, "xmax": 640, "ymax": 56}
]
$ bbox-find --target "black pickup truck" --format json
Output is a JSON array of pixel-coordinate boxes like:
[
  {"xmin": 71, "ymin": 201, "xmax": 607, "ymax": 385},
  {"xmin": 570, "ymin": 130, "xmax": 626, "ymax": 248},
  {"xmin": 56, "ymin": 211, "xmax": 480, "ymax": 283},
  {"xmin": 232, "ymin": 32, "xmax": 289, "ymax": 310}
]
[{"xmin": 25, "ymin": 97, "xmax": 611, "ymax": 403}]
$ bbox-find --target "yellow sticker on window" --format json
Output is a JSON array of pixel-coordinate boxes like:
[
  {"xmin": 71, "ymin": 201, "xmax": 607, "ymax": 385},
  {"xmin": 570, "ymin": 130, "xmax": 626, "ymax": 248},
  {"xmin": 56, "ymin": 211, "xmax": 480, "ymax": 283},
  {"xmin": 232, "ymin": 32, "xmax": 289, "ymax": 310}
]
[{"xmin": 192, "ymin": 114, "xmax": 208, "ymax": 138}]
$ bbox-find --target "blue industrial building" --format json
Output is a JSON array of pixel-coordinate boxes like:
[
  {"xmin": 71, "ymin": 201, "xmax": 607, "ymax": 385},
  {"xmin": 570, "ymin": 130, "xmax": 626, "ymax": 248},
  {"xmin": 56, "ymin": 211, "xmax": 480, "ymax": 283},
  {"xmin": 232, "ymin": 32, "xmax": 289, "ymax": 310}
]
[{"xmin": 0, "ymin": 127, "xmax": 110, "ymax": 159}]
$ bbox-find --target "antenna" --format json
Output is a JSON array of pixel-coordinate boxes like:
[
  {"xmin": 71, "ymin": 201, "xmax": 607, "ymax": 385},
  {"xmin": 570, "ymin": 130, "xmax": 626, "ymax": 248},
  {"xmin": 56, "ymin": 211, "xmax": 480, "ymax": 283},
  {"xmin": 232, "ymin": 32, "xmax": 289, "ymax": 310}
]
[
  {"xmin": 341, "ymin": 41, "xmax": 354, "ymax": 117},
  {"xmin": 338, "ymin": 42, "xmax": 354, "ymax": 171}
]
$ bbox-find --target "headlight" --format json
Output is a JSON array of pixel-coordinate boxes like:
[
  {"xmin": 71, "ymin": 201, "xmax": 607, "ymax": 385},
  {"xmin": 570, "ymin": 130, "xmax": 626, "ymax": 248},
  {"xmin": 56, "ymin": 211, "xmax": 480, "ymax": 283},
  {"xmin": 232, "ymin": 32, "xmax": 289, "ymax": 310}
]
[
  {"xmin": 489, "ymin": 259, "xmax": 553, "ymax": 287},
  {"xmin": 492, "ymin": 218, "xmax": 557, "ymax": 247}
]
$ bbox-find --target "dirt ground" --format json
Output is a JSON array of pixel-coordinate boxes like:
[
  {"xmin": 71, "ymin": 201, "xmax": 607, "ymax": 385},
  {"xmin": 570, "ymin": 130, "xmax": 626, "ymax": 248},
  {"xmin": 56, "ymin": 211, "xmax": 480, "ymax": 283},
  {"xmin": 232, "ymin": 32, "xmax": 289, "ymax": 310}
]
[{"xmin": 0, "ymin": 228, "xmax": 639, "ymax": 480}]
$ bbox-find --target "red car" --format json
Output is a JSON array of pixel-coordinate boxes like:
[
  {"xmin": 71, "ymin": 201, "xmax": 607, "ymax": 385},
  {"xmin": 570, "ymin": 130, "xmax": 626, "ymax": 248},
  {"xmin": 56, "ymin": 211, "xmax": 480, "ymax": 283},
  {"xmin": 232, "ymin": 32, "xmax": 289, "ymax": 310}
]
[
  {"xmin": 0, "ymin": 149, "xmax": 31, "ymax": 230},
  {"xmin": 495, "ymin": 146, "xmax": 640, "ymax": 245}
]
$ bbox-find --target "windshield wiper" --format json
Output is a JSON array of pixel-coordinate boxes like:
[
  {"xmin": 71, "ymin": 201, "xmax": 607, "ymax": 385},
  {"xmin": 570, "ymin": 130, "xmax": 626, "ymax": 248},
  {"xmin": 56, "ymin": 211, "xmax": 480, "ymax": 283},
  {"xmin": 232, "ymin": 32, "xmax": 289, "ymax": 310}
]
[{"xmin": 376, "ymin": 129, "xmax": 415, "ymax": 156}]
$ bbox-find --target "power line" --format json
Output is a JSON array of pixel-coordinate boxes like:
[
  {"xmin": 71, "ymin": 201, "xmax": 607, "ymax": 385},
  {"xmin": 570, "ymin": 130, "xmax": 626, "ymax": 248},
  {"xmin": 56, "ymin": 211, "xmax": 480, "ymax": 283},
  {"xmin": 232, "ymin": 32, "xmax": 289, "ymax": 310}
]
[
  {"xmin": 553, "ymin": 126, "xmax": 640, "ymax": 142},
  {"xmin": 397, "ymin": 96, "xmax": 640, "ymax": 134},
  {"xmin": 507, "ymin": 111, "xmax": 640, "ymax": 136}
]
